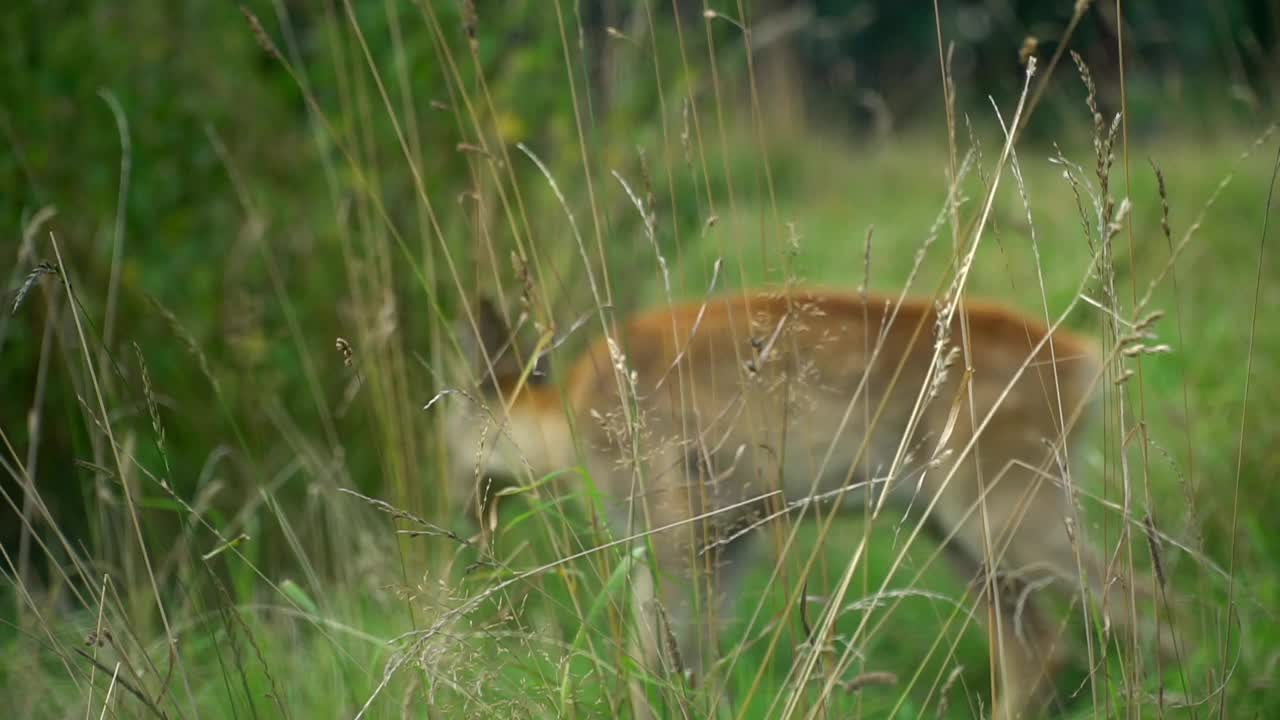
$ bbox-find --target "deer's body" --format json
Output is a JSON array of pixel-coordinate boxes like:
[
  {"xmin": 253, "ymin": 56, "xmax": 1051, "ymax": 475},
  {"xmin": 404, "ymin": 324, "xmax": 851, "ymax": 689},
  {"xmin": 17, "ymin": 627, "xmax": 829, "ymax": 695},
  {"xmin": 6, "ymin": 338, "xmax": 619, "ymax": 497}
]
[{"xmin": 449, "ymin": 289, "xmax": 1141, "ymax": 718}]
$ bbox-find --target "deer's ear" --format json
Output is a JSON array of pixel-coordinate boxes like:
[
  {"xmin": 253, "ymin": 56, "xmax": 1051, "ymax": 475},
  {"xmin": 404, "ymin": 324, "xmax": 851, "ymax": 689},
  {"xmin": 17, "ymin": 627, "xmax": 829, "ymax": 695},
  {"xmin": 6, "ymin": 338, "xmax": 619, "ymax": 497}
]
[
  {"xmin": 475, "ymin": 297, "xmax": 513, "ymax": 366},
  {"xmin": 456, "ymin": 296, "xmax": 518, "ymax": 390}
]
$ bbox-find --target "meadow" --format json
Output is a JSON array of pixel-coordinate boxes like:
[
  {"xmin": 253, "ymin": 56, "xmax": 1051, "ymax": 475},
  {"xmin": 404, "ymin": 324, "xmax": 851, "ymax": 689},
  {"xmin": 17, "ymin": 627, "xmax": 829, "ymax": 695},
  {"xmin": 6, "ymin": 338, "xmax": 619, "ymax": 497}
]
[{"xmin": 2, "ymin": 2, "xmax": 1278, "ymax": 718}]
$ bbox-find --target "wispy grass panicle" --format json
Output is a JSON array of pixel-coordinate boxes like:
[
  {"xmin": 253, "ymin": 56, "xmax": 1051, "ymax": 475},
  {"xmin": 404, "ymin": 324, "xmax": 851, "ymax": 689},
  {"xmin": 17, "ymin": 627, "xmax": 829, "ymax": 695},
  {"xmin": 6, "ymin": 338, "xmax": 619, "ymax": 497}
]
[{"xmin": 10, "ymin": 262, "xmax": 58, "ymax": 315}]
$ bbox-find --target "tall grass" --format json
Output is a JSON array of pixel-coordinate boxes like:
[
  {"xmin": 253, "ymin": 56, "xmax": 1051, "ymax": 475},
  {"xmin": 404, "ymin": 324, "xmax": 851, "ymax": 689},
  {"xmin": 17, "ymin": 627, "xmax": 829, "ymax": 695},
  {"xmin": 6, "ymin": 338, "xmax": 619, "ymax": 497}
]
[{"xmin": 3, "ymin": 2, "xmax": 1279, "ymax": 718}]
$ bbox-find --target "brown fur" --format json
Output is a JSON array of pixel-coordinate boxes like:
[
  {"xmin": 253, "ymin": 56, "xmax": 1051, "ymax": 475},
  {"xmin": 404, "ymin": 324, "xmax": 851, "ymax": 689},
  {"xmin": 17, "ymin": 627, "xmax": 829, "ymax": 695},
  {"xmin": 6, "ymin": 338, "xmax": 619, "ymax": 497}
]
[{"xmin": 448, "ymin": 289, "xmax": 1147, "ymax": 719}]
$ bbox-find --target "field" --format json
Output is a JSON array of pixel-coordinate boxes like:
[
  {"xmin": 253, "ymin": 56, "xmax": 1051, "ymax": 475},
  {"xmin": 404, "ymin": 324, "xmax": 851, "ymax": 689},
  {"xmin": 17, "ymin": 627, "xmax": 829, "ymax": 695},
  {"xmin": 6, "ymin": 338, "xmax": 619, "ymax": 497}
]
[{"xmin": 3, "ymin": 2, "xmax": 1278, "ymax": 718}]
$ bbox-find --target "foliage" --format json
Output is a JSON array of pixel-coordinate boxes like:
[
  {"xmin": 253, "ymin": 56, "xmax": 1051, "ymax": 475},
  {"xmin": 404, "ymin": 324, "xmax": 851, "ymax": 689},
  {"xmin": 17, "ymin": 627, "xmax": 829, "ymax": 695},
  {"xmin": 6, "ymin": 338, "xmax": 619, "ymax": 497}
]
[{"xmin": 2, "ymin": 1, "xmax": 1278, "ymax": 718}]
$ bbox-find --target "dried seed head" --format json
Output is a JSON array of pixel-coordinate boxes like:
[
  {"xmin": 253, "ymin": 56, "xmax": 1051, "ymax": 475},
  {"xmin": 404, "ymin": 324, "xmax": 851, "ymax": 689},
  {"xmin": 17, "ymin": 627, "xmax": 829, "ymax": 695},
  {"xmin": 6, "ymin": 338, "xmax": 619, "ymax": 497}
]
[
  {"xmin": 1144, "ymin": 514, "xmax": 1167, "ymax": 590},
  {"xmin": 1018, "ymin": 36, "xmax": 1039, "ymax": 68},
  {"xmin": 11, "ymin": 261, "xmax": 58, "ymax": 314},
  {"xmin": 335, "ymin": 337, "xmax": 354, "ymax": 367},
  {"xmin": 937, "ymin": 664, "xmax": 965, "ymax": 719},
  {"xmin": 841, "ymin": 670, "xmax": 898, "ymax": 694},
  {"xmin": 652, "ymin": 599, "xmax": 686, "ymax": 680},
  {"xmin": 462, "ymin": 0, "xmax": 477, "ymax": 43}
]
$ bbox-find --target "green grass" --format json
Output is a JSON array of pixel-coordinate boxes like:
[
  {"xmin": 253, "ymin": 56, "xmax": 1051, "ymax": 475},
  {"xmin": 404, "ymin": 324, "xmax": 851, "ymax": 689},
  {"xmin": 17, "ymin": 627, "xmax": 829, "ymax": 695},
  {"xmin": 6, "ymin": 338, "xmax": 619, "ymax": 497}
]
[
  {"xmin": 3, "ymin": 2, "xmax": 1279, "ymax": 718},
  {"xmin": 7, "ymin": 123, "xmax": 1277, "ymax": 718}
]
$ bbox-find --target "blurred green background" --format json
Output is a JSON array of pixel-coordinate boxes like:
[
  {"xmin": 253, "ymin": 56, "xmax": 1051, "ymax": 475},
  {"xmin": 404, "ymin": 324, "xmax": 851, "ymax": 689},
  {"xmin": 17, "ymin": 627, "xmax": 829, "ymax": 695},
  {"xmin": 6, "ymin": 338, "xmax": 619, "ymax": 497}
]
[{"xmin": 2, "ymin": 1, "xmax": 1278, "ymax": 718}]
